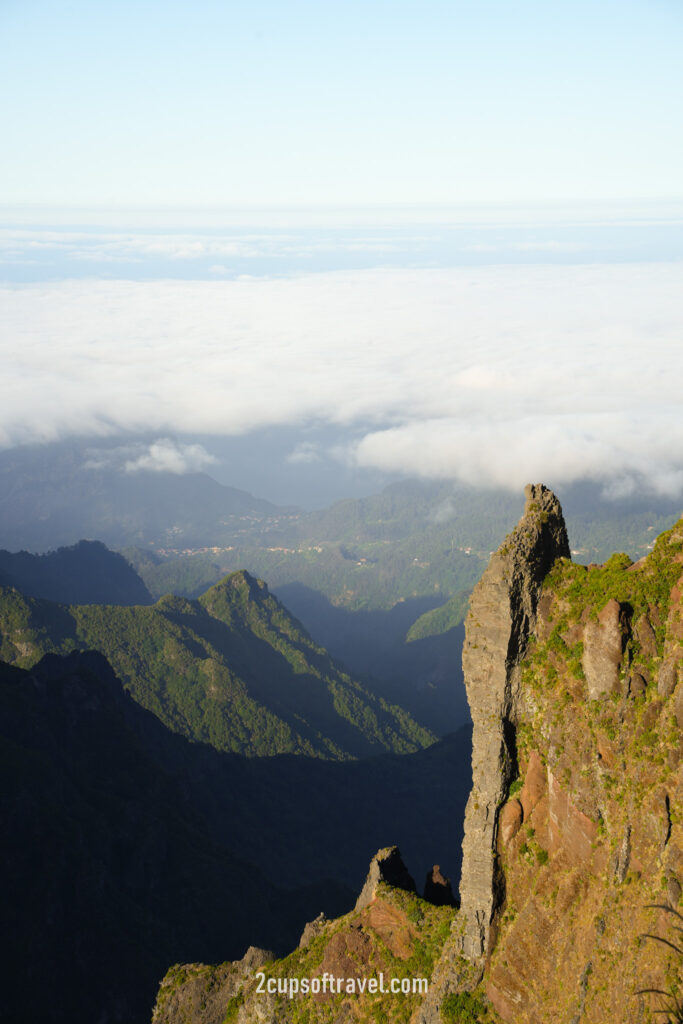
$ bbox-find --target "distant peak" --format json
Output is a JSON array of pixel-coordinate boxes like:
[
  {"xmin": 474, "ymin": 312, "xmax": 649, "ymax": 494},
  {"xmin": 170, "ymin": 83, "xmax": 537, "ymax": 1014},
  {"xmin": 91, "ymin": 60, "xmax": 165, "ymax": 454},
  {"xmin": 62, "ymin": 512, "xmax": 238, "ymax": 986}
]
[
  {"xmin": 229, "ymin": 569, "xmax": 258, "ymax": 584},
  {"xmin": 227, "ymin": 569, "xmax": 268, "ymax": 594},
  {"xmin": 201, "ymin": 569, "xmax": 270, "ymax": 606}
]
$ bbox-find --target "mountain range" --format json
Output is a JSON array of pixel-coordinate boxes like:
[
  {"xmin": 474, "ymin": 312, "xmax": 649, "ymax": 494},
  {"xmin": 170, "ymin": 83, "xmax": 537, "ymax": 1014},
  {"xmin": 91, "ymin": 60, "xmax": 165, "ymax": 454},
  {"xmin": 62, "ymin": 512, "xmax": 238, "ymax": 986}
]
[
  {"xmin": 0, "ymin": 440, "xmax": 290, "ymax": 551},
  {"xmin": 3, "ymin": 440, "xmax": 683, "ymax": 1024},
  {"xmin": 2, "ymin": 440, "xmax": 680, "ymax": 741}
]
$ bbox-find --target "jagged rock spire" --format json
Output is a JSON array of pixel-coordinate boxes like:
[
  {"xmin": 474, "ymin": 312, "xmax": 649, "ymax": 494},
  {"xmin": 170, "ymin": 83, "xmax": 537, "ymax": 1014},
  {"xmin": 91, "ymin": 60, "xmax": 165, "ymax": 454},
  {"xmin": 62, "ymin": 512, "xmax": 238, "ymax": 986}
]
[
  {"xmin": 355, "ymin": 846, "xmax": 416, "ymax": 911},
  {"xmin": 458, "ymin": 484, "xmax": 569, "ymax": 961}
]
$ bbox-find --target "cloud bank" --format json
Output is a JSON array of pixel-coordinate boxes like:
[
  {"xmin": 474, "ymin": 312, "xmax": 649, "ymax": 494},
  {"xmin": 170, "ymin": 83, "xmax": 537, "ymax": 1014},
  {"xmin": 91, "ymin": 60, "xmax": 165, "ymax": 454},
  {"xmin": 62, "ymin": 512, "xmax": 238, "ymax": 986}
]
[
  {"xmin": 1, "ymin": 263, "xmax": 682, "ymax": 494},
  {"xmin": 84, "ymin": 439, "xmax": 216, "ymax": 475}
]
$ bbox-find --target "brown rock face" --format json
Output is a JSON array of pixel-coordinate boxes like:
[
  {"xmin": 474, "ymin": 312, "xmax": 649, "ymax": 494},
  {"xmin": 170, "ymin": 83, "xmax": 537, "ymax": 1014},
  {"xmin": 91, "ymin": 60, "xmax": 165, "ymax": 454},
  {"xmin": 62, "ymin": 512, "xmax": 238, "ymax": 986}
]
[
  {"xmin": 674, "ymin": 684, "xmax": 683, "ymax": 730},
  {"xmin": 475, "ymin": 516, "xmax": 683, "ymax": 1024},
  {"xmin": 581, "ymin": 598, "xmax": 626, "ymax": 700},
  {"xmin": 498, "ymin": 800, "xmax": 523, "ymax": 848},
  {"xmin": 362, "ymin": 898, "xmax": 417, "ymax": 958},
  {"xmin": 628, "ymin": 670, "xmax": 647, "ymax": 698},
  {"xmin": 547, "ymin": 771, "xmax": 598, "ymax": 864},
  {"xmin": 659, "ymin": 658, "xmax": 679, "ymax": 697},
  {"xmin": 635, "ymin": 613, "xmax": 658, "ymax": 659},
  {"xmin": 520, "ymin": 750, "xmax": 545, "ymax": 819},
  {"xmin": 458, "ymin": 484, "xmax": 570, "ymax": 961}
]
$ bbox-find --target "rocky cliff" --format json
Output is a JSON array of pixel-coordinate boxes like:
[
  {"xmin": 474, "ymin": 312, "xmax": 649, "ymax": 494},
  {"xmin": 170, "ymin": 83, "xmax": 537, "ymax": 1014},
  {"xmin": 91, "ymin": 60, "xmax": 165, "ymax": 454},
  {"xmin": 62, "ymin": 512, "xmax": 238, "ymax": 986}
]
[
  {"xmin": 458, "ymin": 483, "xmax": 570, "ymax": 961},
  {"xmin": 423, "ymin": 483, "xmax": 683, "ymax": 1023},
  {"xmin": 151, "ymin": 486, "xmax": 683, "ymax": 1023},
  {"xmin": 478, "ymin": 495, "xmax": 683, "ymax": 1022}
]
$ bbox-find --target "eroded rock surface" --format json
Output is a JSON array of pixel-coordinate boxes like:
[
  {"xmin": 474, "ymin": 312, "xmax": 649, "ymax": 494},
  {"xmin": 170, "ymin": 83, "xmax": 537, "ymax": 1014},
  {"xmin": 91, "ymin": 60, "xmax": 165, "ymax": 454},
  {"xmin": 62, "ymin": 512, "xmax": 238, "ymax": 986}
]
[
  {"xmin": 458, "ymin": 483, "xmax": 569, "ymax": 960},
  {"xmin": 581, "ymin": 598, "xmax": 626, "ymax": 699},
  {"xmin": 149, "ymin": 491, "xmax": 683, "ymax": 1024},
  {"xmin": 299, "ymin": 912, "xmax": 328, "ymax": 949},
  {"xmin": 498, "ymin": 799, "xmax": 523, "ymax": 848},
  {"xmin": 354, "ymin": 846, "xmax": 415, "ymax": 912},
  {"xmin": 152, "ymin": 946, "xmax": 273, "ymax": 1024}
]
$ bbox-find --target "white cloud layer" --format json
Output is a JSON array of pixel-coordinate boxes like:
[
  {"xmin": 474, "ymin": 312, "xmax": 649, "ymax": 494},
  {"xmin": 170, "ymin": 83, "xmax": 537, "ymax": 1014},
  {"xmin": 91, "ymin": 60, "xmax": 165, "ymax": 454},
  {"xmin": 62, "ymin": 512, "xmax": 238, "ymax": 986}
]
[
  {"xmin": 84, "ymin": 439, "xmax": 216, "ymax": 475},
  {"xmin": 124, "ymin": 439, "xmax": 216, "ymax": 474},
  {"xmin": 1, "ymin": 264, "xmax": 682, "ymax": 493}
]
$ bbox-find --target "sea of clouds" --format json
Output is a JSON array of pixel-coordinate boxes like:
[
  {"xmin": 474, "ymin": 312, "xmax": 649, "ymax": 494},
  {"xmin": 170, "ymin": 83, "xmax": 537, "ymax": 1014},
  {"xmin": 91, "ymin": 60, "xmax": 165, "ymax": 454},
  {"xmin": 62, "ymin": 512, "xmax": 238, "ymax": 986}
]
[{"xmin": 2, "ymin": 259, "xmax": 682, "ymax": 495}]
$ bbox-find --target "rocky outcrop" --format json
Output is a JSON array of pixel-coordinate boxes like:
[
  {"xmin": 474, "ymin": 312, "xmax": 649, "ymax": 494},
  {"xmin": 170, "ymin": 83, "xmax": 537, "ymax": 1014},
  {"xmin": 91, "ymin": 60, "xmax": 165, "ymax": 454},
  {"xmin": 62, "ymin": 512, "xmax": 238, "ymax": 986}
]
[
  {"xmin": 498, "ymin": 799, "xmax": 523, "ymax": 847},
  {"xmin": 153, "ymin": 856, "xmax": 456, "ymax": 1024},
  {"xmin": 354, "ymin": 846, "xmax": 416, "ymax": 911},
  {"xmin": 481, "ymin": 509, "xmax": 683, "ymax": 1023},
  {"xmin": 298, "ymin": 912, "xmax": 328, "ymax": 948},
  {"xmin": 152, "ymin": 946, "xmax": 273, "ymax": 1024},
  {"xmin": 424, "ymin": 865, "xmax": 457, "ymax": 906},
  {"xmin": 458, "ymin": 484, "xmax": 569, "ymax": 960},
  {"xmin": 581, "ymin": 597, "xmax": 627, "ymax": 699}
]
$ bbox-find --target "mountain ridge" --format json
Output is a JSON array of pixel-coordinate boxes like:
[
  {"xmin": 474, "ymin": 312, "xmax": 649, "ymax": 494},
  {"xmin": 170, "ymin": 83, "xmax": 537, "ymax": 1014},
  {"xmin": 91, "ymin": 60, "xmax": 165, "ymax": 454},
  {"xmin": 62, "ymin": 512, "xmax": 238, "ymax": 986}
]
[{"xmin": 0, "ymin": 568, "xmax": 433, "ymax": 758}]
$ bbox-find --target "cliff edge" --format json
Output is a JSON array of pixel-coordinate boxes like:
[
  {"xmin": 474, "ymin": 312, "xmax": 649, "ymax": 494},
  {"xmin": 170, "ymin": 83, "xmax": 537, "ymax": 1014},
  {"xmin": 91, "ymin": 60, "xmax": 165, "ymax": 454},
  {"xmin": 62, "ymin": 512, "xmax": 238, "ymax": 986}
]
[
  {"xmin": 459, "ymin": 483, "xmax": 570, "ymax": 961},
  {"xmin": 480, "ymin": 499, "xmax": 683, "ymax": 1022}
]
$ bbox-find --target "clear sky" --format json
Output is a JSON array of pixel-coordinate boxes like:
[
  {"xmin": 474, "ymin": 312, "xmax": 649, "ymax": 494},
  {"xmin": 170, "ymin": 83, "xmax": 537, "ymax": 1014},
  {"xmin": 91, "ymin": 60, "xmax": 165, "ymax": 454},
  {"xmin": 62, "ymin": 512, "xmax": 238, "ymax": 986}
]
[{"xmin": 2, "ymin": 0, "xmax": 682, "ymax": 208}]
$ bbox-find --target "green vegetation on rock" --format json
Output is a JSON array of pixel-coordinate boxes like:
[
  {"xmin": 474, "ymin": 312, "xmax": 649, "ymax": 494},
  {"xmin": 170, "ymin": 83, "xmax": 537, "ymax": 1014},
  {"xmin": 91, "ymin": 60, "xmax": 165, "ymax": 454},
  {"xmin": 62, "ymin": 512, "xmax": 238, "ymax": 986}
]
[
  {"xmin": 545, "ymin": 523, "xmax": 683, "ymax": 640},
  {"xmin": 441, "ymin": 990, "xmax": 493, "ymax": 1022},
  {"xmin": 485, "ymin": 511, "xmax": 683, "ymax": 1023}
]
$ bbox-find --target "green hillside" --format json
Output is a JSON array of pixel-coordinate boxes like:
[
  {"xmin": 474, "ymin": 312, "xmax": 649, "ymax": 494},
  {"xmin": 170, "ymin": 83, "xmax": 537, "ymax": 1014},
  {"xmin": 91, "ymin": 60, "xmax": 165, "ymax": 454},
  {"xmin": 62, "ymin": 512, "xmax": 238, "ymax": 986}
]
[
  {"xmin": 0, "ymin": 571, "xmax": 433, "ymax": 758},
  {"xmin": 406, "ymin": 590, "xmax": 472, "ymax": 642}
]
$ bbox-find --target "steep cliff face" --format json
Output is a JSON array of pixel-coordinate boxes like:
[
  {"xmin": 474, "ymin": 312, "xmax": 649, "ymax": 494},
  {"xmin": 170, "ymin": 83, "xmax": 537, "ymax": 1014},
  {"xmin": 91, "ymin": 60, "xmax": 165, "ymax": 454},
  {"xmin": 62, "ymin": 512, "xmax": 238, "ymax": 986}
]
[
  {"xmin": 150, "ymin": 488, "xmax": 683, "ymax": 1023},
  {"xmin": 458, "ymin": 483, "xmax": 570, "ymax": 961},
  {"xmin": 482, "ymin": 511, "xmax": 683, "ymax": 1023}
]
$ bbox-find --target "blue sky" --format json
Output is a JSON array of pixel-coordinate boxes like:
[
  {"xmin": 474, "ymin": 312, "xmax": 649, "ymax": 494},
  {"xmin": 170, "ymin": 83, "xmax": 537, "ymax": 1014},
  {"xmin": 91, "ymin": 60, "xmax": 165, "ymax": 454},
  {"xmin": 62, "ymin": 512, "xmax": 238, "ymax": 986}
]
[{"xmin": 2, "ymin": 0, "xmax": 682, "ymax": 208}]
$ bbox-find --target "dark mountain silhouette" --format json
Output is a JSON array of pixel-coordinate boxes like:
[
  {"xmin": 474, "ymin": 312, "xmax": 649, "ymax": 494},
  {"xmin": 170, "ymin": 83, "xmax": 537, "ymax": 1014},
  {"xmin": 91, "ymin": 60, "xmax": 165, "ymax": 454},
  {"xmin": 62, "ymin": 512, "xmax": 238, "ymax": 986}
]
[
  {"xmin": 0, "ymin": 539, "xmax": 153, "ymax": 605},
  {"xmin": 0, "ymin": 650, "xmax": 352, "ymax": 1024}
]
